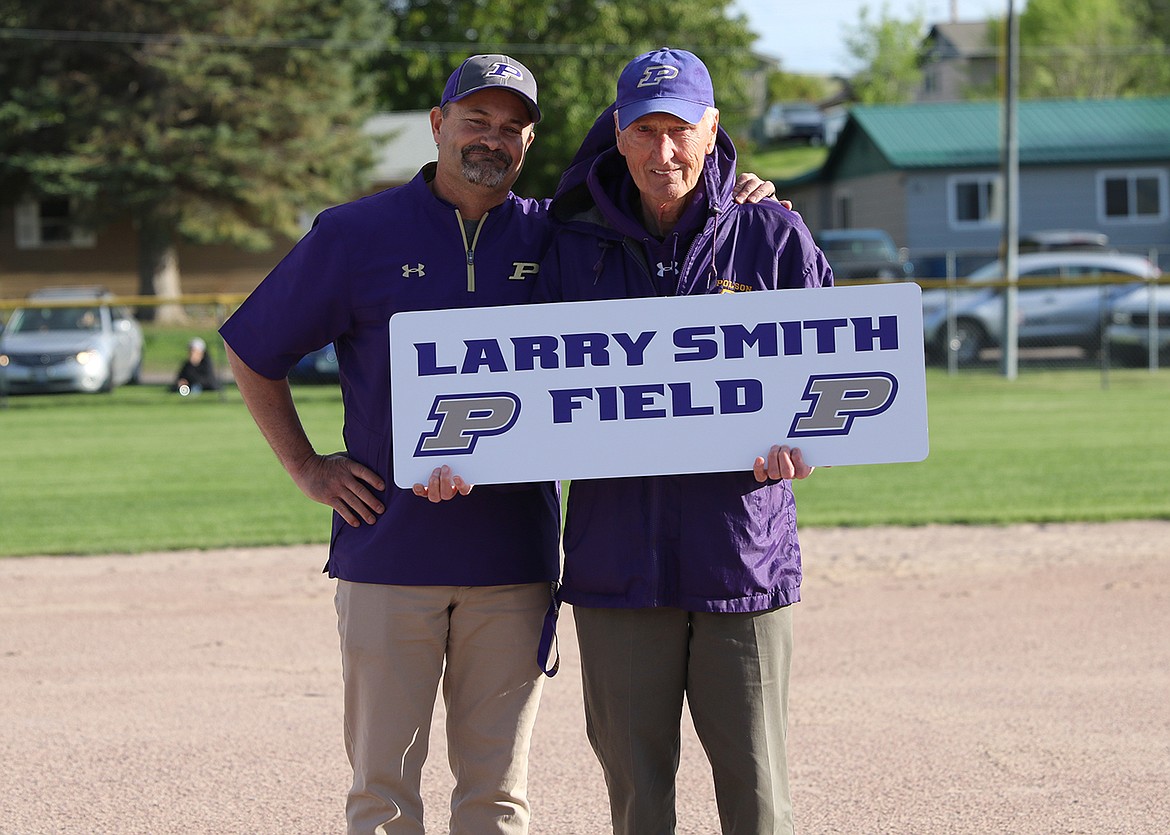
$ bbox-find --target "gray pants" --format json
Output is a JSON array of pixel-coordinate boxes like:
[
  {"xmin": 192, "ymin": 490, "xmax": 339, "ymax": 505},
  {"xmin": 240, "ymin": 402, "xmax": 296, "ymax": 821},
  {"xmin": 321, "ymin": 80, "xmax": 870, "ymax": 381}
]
[{"xmin": 574, "ymin": 604, "xmax": 794, "ymax": 835}]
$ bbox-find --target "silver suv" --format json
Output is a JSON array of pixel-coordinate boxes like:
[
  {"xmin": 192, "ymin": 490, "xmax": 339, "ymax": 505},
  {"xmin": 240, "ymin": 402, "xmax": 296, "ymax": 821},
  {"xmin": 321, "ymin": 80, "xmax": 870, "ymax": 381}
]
[
  {"xmin": 0, "ymin": 287, "xmax": 144, "ymax": 393},
  {"xmin": 921, "ymin": 252, "xmax": 1162, "ymax": 363}
]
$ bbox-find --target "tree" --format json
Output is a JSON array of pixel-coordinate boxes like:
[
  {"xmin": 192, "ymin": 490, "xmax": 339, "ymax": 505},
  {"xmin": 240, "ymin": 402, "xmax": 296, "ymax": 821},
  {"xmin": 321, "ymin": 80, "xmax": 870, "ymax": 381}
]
[
  {"xmin": 1128, "ymin": 0, "xmax": 1170, "ymax": 44},
  {"xmin": 1127, "ymin": 0, "xmax": 1170, "ymax": 90},
  {"xmin": 371, "ymin": 0, "xmax": 759, "ymax": 198},
  {"xmin": 1009, "ymin": 0, "xmax": 1162, "ymax": 98},
  {"xmin": 0, "ymin": 1, "xmax": 387, "ymax": 321},
  {"xmin": 765, "ymin": 68, "xmax": 834, "ymax": 105},
  {"xmin": 843, "ymin": 4, "xmax": 925, "ymax": 104}
]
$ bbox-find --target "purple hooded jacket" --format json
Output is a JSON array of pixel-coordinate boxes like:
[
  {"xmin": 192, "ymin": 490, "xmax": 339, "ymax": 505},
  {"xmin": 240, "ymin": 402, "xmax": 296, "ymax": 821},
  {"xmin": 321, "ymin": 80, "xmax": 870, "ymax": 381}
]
[
  {"xmin": 532, "ymin": 106, "xmax": 834, "ymax": 612},
  {"xmin": 221, "ymin": 165, "xmax": 560, "ymax": 588}
]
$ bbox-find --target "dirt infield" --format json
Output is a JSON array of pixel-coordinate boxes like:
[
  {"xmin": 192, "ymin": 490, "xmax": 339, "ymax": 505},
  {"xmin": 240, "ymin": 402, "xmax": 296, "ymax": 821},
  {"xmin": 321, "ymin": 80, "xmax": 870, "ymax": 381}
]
[{"xmin": 2, "ymin": 521, "xmax": 1168, "ymax": 834}]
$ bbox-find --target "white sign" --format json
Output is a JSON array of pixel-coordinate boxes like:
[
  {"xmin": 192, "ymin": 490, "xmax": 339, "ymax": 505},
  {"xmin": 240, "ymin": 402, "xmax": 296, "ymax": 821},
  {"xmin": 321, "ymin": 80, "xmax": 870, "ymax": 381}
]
[{"xmin": 389, "ymin": 283, "xmax": 929, "ymax": 488}]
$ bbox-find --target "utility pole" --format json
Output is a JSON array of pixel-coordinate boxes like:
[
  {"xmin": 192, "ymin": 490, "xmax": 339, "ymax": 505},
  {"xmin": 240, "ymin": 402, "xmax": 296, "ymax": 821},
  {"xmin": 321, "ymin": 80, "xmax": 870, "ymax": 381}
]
[{"xmin": 1000, "ymin": 0, "xmax": 1020, "ymax": 379}]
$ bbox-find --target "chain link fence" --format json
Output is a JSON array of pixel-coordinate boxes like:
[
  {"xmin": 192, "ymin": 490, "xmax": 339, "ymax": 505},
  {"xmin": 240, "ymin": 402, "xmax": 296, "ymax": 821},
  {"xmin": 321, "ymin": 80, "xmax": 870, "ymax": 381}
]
[
  {"xmin": 2, "ymin": 264, "xmax": 1167, "ymax": 407},
  {"xmin": 842, "ymin": 244, "xmax": 1168, "ymax": 380}
]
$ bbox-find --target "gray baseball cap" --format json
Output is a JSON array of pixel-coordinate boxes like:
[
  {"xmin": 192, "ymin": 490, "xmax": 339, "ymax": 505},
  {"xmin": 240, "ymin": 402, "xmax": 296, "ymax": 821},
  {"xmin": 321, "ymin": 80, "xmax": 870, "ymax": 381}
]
[{"xmin": 440, "ymin": 54, "xmax": 541, "ymax": 124}]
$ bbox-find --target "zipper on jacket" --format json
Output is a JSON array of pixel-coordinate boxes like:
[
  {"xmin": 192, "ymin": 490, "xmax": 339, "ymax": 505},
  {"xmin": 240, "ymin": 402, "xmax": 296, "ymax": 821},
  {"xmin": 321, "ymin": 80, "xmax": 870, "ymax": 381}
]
[
  {"xmin": 680, "ymin": 206, "xmax": 721, "ymax": 295},
  {"xmin": 455, "ymin": 209, "xmax": 488, "ymax": 292},
  {"xmin": 622, "ymin": 238, "xmax": 660, "ymax": 296}
]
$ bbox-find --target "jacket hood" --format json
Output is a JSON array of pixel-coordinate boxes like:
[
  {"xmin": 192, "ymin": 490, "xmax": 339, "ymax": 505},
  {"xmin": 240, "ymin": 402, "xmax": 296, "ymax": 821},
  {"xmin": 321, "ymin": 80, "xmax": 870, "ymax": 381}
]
[{"xmin": 551, "ymin": 102, "xmax": 740, "ymax": 230}]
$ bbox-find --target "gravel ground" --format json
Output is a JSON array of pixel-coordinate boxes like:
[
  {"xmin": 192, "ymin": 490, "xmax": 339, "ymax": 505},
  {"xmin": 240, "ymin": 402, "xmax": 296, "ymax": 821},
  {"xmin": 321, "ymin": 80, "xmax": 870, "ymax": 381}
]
[{"xmin": 2, "ymin": 521, "xmax": 1168, "ymax": 834}]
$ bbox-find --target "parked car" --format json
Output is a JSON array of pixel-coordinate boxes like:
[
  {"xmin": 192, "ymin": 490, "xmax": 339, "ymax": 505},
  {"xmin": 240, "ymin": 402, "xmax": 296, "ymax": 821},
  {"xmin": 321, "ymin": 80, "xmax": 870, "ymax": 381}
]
[
  {"xmin": 819, "ymin": 228, "xmax": 914, "ymax": 281},
  {"xmin": 287, "ymin": 343, "xmax": 339, "ymax": 383},
  {"xmin": 0, "ymin": 287, "xmax": 144, "ymax": 393},
  {"xmin": 1019, "ymin": 229, "xmax": 1110, "ymax": 253},
  {"xmin": 761, "ymin": 102, "xmax": 825, "ymax": 145},
  {"xmin": 921, "ymin": 252, "xmax": 1163, "ymax": 364},
  {"xmin": 1106, "ymin": 284, "xmax": 1170, "ymax": 366}
]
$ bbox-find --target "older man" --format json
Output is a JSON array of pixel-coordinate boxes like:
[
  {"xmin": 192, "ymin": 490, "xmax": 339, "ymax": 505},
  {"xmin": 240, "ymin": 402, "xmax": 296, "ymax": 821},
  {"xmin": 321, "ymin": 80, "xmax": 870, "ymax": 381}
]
[{"xmin": 533, "ymin": 48, "xmax": 834, "ymax": 835}]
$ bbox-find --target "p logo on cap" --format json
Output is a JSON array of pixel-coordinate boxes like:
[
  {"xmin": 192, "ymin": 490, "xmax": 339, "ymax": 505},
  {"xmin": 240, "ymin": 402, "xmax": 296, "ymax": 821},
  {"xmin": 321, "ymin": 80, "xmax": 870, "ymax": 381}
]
[
  {"xmin": 440, "ymin": 54, "xmax": 542, "ymax": 124},
  {"xmin": 638, "ymin": 65, "xmax": 680, "ymax": 88},
  {"xmin": 485, "ymin": 62, "xmax": 524, "ymax": 82},
  {"xmin": 615, "ymin": 47, "xmax": 715, "ymax": 130}
]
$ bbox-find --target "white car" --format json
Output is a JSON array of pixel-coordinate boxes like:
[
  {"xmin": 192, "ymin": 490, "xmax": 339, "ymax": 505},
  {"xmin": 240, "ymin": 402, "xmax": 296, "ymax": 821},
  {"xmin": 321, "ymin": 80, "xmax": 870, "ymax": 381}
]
[
  {"xmin": 921, "ymin": 251, "xmax": 1163, "ymax": 364},
  {"xmin": 0, "ymin": 287, "xmax": 144, "ymax": 394},
  {"xmin": 1106, "ymin": 284, "xmax": 1170, "ymax": 366}
]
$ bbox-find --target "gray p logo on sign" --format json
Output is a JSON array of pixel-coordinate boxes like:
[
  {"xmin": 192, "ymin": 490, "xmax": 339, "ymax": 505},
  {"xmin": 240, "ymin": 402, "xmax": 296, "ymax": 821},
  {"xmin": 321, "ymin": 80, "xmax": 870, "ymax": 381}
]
[
  {"xmin": 416, "ymin": 393, "xmax": 521, "ymax": 456},
  {"xmin": 789, "ymin": 373, "xmax": 897, "ymax": 437}
]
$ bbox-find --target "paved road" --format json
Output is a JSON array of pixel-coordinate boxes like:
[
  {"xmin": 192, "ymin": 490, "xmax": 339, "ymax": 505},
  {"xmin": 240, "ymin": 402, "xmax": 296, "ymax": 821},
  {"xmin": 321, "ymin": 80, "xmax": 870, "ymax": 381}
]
[{"xmin": 2, "ymin": 522, "xmax": 1168, "ymax": 834}]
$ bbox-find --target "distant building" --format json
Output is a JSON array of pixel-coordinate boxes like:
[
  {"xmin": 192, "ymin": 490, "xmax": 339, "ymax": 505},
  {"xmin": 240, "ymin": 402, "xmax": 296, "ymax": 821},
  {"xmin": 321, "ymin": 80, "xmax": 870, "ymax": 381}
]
[
  {"xmin": 0, "ymin": 112, "xmax": 436, "ymax": 300},
  {"xmin": 362, "ymin": 111, "xmax": 439, "ymax": 189},
  {"xmin": 918, "ymin": 21, "xmax": 997, "ymax": 103},
  {"xmin": 777, "ymin": 98, "xmax": 1170, "ymax": 276}
]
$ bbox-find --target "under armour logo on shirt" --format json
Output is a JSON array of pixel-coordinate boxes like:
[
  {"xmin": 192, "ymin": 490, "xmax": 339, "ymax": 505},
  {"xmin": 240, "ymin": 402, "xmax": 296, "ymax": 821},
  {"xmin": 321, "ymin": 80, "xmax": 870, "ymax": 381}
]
[
  {"xmin": 656, "ymin": 261, "xmax": 678, "ymax": 278},
  {"xmin": 402, "ymin": 263, "xmax": 426, "ymax": 278}
]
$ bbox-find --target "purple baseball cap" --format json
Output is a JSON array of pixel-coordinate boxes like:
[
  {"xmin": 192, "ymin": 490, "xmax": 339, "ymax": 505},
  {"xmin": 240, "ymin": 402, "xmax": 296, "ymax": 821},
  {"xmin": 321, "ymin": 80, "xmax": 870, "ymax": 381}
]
[
  {"xmin": 440, "ymin": 54, "xmax": 542, "ymax": 124},
  {"xmin": 615, "ymin": 47, "xmax": 715, "ymax": 130}
]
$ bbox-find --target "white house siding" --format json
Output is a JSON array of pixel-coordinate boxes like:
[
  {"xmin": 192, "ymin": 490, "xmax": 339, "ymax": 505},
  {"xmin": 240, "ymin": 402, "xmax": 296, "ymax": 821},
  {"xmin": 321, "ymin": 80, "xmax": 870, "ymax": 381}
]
[{"xmin": 827, "ymin": 170, "xmax": 910, "ymax": 245}]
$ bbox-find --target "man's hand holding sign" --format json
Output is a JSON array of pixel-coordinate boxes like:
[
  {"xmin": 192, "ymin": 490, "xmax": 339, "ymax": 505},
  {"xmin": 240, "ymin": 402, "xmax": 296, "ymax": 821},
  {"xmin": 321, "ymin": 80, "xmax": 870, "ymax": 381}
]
[{"xmin": 413, "ymin": 439, "xmax": 813, "ymax": 502}]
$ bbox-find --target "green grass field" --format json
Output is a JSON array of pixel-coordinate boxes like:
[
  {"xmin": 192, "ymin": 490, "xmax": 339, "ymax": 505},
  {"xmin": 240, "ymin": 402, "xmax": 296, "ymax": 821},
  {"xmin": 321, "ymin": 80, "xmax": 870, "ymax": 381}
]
[
  {"xmin": 738, "ymin": 143, "xmax": 829, "ymax": 182},
  {"xmin": 1, "ymin": 367, "xmax": 1167, "ymax": 556}
]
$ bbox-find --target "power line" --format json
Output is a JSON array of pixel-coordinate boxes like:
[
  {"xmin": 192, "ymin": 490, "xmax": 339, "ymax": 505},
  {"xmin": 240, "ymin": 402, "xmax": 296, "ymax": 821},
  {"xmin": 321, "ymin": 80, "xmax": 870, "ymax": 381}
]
[
  {"xmin": 5, "ymin": 26, "xmax": 1166, "ymax": 65},
  {"xmin": 0, "ymin": 27, "xmax": 755, "ymax": 57}
]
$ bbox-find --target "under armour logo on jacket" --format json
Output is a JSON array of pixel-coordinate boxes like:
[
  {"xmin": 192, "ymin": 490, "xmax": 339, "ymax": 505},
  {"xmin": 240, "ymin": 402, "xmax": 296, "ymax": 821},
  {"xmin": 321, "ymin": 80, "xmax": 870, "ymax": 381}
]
[
  {"xmin": 402, "ymin": 264, "xmax": 426, "ymax": 278},
  {"xmin": 656, "ymin": 261, "xmax": 678, "ymax": 278}
]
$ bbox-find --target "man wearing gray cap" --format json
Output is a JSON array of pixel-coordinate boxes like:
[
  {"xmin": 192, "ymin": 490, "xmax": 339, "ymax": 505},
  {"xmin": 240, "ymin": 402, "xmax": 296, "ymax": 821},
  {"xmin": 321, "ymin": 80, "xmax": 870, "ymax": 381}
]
[
  {"xmin": 223, "ymin": 54, "xmax": 556, "ymax": 835},
  {"xmin": 221, "ymin": 50, "xmax": 776, "ymax": 834}
]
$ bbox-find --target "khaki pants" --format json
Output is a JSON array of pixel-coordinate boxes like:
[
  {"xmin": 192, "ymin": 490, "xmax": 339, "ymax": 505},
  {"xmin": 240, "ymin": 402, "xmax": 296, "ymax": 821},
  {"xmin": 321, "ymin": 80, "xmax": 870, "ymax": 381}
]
[
  {"xmin": 574, "ymin": 605, "xmax": 794, "ymax": 835},
  {"xmin": 335, "ymin": 581, "xmax": 550, "ymax": 835}
]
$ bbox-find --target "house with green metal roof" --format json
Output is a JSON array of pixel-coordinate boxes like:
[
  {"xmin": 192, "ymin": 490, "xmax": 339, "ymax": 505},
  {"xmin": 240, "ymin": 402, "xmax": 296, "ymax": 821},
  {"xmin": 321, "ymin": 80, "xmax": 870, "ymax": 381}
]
[{"xmin": 779, "ymin": 97, "xmax": 1170, "ymax": 276}]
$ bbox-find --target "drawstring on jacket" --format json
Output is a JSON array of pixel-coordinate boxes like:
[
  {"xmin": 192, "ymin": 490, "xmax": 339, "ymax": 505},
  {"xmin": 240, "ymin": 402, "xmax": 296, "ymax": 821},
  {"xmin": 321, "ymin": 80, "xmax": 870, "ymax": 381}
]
[
  {"xmin": 706, "ymin": 204, "xmax": 721, "ymax": 291},
  {"xmin": 593, "ymin": 240, "xmax": 615, "ymax": 285}
]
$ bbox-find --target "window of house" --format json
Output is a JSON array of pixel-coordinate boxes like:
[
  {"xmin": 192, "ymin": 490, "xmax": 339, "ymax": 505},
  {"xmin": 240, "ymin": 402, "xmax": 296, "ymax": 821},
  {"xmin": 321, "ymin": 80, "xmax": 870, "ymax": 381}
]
[
  {"xmin": 922, "ymin": 68, "xmax": 938, "ymax": 96},
  {"xmin": 834, "ymin": 193, "xmax": 853, "ymax": 229},
  {"xmin": 1098, "ymin": 169, "xmax": 1168, "ymax": 224},
  {"xmin": 948, "ymin": 174, "xmax": 1001, "ymax": 228},
  {"xmin": 14, "ymin": 196, "xmax": 96, "ymax": 249}
]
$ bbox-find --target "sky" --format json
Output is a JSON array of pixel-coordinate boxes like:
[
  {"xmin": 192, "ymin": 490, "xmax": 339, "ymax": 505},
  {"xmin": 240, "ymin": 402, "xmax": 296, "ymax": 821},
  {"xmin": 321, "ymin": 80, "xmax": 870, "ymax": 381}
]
[{"xmin": 734, "ymin": 0, "xmax": 1024, "ymax": 76}]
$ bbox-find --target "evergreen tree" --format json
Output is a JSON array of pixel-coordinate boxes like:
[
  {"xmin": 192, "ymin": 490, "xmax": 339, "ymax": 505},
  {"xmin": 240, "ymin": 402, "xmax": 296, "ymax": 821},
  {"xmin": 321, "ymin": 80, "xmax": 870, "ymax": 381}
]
[{"xmin": 0, "ymin": 1, "xmax": 387, "ymax": 320}]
